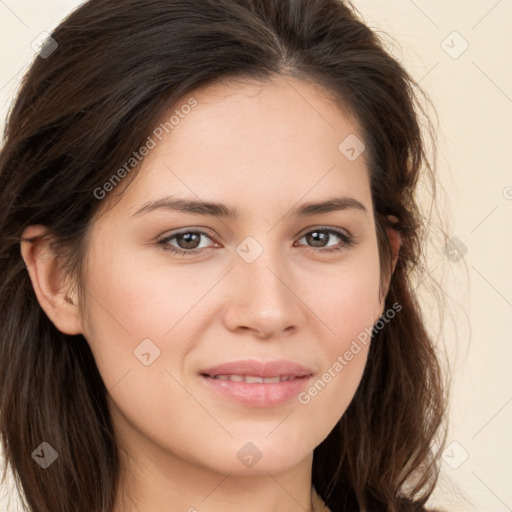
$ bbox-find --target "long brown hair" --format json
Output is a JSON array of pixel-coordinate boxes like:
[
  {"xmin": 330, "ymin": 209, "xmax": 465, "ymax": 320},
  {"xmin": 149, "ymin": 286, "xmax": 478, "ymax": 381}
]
[{"xmin": 0, "ymin": 0, "xmax": 449, "ymax": 510}]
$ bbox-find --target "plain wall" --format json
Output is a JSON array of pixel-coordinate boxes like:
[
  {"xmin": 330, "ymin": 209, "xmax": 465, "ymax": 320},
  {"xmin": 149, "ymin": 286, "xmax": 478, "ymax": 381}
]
[{"xmin": 0, "ymin": 1, "xmax": 511, "ymax": 511}]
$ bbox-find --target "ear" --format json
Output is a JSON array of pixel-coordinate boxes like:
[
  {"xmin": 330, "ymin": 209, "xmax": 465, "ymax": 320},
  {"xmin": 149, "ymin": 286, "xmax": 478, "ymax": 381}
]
[
  {"xmin": 375, "ymin": 215, "xmax": 402, "ymax": 319},
  {"xmin": 20, "ymin": 225, "xmax": 83, "ymax": 335},
  {"xmin": 386, "ymin": 214, "xmax": 401, "ymax": 274}
]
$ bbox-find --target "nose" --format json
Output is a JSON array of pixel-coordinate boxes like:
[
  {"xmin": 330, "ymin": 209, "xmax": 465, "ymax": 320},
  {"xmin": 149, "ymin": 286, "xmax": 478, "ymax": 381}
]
[{"xmin": 221, "ymin": 244, "xmax": 304, "ymax": 339}]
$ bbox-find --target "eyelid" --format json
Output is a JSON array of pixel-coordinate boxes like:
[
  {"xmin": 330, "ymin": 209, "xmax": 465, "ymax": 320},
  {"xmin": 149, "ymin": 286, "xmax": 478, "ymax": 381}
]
[
  {"xmin": 157, "ymin": 225, "xmax": 353, "ymax": 243},
  {"xmin": 156, "ymin": 225, "xmax": 357, "ymax": 258},
  {"xmin": 156, "ymin": 226, "xmax": 218, "ymax": 244},
  {"xmin": 296, "ymin": 224, "xmax": 353, "ymax": 239},
  {"xmin": 155, "ymin": 227, "xmax": 219, "ymax": 255}
]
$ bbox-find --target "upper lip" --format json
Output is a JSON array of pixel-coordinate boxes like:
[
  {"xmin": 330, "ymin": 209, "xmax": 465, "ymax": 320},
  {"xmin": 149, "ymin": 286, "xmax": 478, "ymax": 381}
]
[{"xmin": 200, "ymin": 359, "xmax": 313, "ymax": 378}]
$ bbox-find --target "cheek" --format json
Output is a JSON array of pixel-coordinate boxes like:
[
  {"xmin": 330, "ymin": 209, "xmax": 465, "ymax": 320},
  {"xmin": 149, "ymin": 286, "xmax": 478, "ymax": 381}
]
[
  {"xmin": 303, "ymin": 245, "xmax": 382, "ymax": 342},
  {"xmin": 80, "ymin": 242, "xmax": 231, "ymax": 396},
  {"xmin": 79, "ymin": 245, "xmax": 172, "ymax": 385},
  {"xmin": 82, "ymin": 244, "xmax": 197, "ymax": 334},
  {"xmin": 295, "ymin": 246, "xmax": 381, "ymax": 424}
]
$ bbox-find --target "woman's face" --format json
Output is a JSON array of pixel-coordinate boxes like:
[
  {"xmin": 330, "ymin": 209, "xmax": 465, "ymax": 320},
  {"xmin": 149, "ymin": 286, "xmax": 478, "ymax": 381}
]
[{"xmin": 79, "ymin": 76, "xmax": 385, "ymax": 476}]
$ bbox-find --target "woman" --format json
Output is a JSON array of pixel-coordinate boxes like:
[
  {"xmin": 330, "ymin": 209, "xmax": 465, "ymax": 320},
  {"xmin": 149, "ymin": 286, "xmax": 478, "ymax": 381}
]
[{"xmin": 0, "ymin": 0, "xmax": 448, "ymax": 511}]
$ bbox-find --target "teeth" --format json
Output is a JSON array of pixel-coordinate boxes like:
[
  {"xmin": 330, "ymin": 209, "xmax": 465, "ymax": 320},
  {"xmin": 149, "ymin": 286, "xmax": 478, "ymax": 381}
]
[
  {"xmin": 245, "ymin": 375, "xmax": 264, "ymax": 383},
  {"xmin": 210, "ymin": 374, "xmax": 295, "ymax": 383}
]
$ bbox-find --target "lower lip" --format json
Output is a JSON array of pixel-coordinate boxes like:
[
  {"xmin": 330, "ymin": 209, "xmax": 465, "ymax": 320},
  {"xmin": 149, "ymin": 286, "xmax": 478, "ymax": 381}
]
[{"xmin": 199, "ymin": 375, "xmax": 312, "ymax": 407}]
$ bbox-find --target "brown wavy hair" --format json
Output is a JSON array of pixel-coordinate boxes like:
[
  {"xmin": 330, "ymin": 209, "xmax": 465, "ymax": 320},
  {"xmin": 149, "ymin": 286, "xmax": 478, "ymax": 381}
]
[{"xmin": 0, "ymin": 0, "xmax": 449, "ymax": 511}]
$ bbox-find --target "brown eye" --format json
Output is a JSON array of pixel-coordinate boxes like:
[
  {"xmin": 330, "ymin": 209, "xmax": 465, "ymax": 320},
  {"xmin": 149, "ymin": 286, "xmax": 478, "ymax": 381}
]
[
  {"xmin": 157, "ymin": 230, "xmax": 216, "ymax": 256},
  {"xmin": 174, "ymin": 232, "xmax": 202, "ymax": 250},
  {"xmin": 305, "ymin": 230, "xmax": 330, "ymax": 247},
  {"xmin": 296, "ymin": 228, "xmax": 355, "ymax": 253}
]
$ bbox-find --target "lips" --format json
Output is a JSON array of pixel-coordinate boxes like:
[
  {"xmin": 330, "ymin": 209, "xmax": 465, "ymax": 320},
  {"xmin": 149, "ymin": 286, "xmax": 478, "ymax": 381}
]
[
  {"xmin": 198, "ymin": 359, "xmax": 314, "ymax": 407},
  {"xmin": 199, "ymin": 359, "xmax": 313, "ymax": 380}
]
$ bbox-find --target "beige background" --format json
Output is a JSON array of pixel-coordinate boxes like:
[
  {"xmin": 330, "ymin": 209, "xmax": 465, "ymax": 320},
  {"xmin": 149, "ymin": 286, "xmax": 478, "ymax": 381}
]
[{"xmin": 0, "ymin": 1, "xmax": 511, "ymax": 511}]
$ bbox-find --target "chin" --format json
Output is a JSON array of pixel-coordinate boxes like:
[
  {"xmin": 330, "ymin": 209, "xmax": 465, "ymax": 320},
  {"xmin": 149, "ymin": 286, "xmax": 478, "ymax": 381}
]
[{"xmin": 198, "ymin": 437, "xmax": 314, "ymax": 476}]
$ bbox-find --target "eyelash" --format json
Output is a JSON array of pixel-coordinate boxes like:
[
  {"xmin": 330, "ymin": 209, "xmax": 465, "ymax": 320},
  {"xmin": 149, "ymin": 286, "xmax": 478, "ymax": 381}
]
[{"xmin": 156, "ymin": 227, "xmax": 356, "ymax": 257}]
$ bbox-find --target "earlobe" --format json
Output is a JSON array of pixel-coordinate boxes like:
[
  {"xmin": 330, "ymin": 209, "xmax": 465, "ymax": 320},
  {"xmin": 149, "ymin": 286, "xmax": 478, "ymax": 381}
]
[{"xmin": 20, "ymin": 225, "xmax": 83, "ymax": 335}]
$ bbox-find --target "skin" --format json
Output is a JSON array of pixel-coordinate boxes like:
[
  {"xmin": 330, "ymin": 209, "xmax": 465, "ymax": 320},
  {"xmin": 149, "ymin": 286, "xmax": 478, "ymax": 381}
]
[{"xmin": 21, "ymin": 75, "xmax": 400, "ymax": 512}]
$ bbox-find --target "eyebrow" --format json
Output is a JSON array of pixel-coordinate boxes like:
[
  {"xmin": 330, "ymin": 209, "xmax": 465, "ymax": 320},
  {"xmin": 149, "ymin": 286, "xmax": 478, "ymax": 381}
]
[{"xmin": 132, "ymin": 195, "xmax": 368, "ymax": 218}]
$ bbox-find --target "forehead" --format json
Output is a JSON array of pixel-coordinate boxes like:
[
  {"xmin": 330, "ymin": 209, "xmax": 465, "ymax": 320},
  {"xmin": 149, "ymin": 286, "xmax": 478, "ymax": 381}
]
[{"xmin": 102, "ymin": 76, "xmax": 371, "ymax": 220}]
